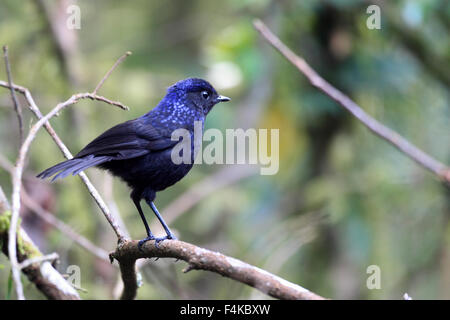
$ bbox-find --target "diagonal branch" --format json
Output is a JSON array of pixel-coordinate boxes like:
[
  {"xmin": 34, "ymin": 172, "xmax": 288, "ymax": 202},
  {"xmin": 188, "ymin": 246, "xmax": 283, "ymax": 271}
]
[
  {"xmin": 0, "ymin": 186, "xmax": 80, "ymax": 300},
  {"xmin": 93, "ymin": 51, "xmax": 132, "ymax": 95},
  {"xmin": 22, "ymin": 190, "xmax": 110, "ymax": 262},
  {"xmin": 2, "ymin": 45, "xmax": 23, "ymax": 145},
  {"xmin": 110, "ymin": 240, "xmax": 325, "ymax": 300},
  {"xmin": 253, "ymin": 19, "xmax": 450, "ymax": 185}
]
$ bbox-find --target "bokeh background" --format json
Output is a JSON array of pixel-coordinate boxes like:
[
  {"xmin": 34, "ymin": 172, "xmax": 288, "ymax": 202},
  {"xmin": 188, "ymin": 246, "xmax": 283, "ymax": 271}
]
[{"xmin": 0, "ymin": 0, "xmax": 449, "ymax": 299}]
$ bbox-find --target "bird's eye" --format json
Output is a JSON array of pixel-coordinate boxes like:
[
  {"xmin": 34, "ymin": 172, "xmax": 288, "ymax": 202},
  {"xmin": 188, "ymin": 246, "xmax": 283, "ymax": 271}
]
[{"xmin": 201, "ymin": 91, "xmax": 210, "ymax": 100}]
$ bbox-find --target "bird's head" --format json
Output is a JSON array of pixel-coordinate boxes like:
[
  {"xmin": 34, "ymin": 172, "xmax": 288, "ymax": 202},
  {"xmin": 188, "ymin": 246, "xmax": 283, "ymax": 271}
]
[{"xmin": 166, "ymin": 78, "xmax": 230, "ymax": 116}]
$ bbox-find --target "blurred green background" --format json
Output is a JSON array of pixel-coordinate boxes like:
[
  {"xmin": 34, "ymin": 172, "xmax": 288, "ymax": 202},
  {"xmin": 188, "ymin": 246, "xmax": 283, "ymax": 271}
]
[{"xmin": 0, "ymin": 0, "xmax": 449, "ymax": 299}]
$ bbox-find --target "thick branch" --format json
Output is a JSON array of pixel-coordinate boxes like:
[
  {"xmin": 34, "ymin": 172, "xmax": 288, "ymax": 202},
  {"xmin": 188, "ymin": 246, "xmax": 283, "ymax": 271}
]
[
  {"xmin": 253, "ymin": 19, "xmax": 450, "ymax": 184},
  {"xmin": 110, "ymin": 240, "xmax": 325, "ymax": 300}
]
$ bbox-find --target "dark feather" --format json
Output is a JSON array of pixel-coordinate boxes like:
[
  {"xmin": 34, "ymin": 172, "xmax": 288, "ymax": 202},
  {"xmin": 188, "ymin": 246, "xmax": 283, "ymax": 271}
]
[{"xmin": 37, "ymin": 119, "xmax": 177, "ymax": 180}]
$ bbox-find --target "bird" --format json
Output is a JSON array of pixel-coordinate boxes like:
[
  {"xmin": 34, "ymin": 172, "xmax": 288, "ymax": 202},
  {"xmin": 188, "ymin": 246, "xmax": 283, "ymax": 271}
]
[{"xmin": 37, "ymin": 78, "xmax": 230, "ymax": 248}]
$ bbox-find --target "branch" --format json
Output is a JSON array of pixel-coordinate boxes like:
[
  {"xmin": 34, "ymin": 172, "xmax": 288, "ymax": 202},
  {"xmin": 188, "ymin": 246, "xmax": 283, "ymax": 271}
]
[
  {"xmin": 93, "ymin": 51, "xmax": 132, "ymax": 95},
  {"xmin": 0, "ymin": 186, "xmax": 80, "ymax": 300},
  {"xmin": 2, "ymin": 45, "xmax": 23, "ymax": 145},
  {"xmin": 110, "ymin": 240, "xmax": 325, "ymax": 300},
  {"xmin": 253, "ymin": 19, "xmax": 450, "ymax": 185},
  {"xmin": 22, "ymin": 190, "xmax": 110, "ymax": 262},
  {"xmin": 19, "ymin": 252, "xmax": 59, "ymax": 270}
]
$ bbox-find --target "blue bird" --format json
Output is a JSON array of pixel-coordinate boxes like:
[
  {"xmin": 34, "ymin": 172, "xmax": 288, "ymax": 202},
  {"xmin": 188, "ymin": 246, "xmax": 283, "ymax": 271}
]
[{"xmin": 37, "ymin": 78, "xmax": 230, "ymax": 248}]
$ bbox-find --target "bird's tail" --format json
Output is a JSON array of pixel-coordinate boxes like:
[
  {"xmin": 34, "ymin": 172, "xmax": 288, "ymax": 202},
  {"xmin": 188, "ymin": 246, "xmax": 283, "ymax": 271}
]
[{"xmin": 37, "ymin": 155, "xmax": 110, "ymax": 181}]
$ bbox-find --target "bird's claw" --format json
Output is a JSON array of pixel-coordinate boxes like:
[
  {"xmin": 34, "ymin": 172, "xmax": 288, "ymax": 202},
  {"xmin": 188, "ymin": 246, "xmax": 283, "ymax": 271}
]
[
  {"xmin": 138, "ymin": 235, "xmax": 156, "ymax": 251},
  {"xmin": 154, "ymin": 234, "xmax": 177, "ymax": 248},
  {"xmin": 138, "ymin": 234, "xmax": 177, "ymax": 250}
]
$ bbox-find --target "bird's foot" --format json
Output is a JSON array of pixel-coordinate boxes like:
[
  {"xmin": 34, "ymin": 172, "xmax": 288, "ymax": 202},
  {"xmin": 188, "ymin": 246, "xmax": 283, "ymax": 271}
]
[
  {"xmin": 138, "ymin": 234, "xmax": 177, "ymax": 250},
  {"xmin": 154, "ymin": 233, "xmax": 177, "ymax": 248},
  {"xmin": 138, "ymin": 235, "xmax": 156, "ymax": 251}
]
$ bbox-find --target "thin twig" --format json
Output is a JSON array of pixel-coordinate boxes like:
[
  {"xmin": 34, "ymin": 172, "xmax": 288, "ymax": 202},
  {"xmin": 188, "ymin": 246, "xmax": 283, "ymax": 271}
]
[
  {"xmin": 111, "ymin": 240, "xmax": 325, "ymax": 300},
  {"xmin": 21, "ymin": 191, "xmax": 110, "ymax": 262},
  {"xmin": 0, "ymin": 186, "xmax": 79, "ymax": 299},
  {"xmin": 19, "ymin": 252, "xmax": 59, "ymax": 270},
  {"xmin": 0, "ymin": 82, "xmax": 129, "ymax": 111},
  {"xmin": 253, "ymin": 19, "xmax": 450, "ymax": 184},
  {"xmin": 92, "ymin": 51, "xmax": 132, "ymax": 95},
  {"xmin": 2, "ymin": 45, "xmax": 23, "ymax": 145}
]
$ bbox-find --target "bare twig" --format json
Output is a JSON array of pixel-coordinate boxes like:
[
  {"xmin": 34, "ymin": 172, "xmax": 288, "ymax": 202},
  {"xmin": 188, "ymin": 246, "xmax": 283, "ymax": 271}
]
[
  {"xmin": 93, "ymin": 51, "xmax": 132, "ymax": 95},
  {"xmin": 2, "ymin": 45, "xmax": 23, "ymax": 145},
  {"xmin": 253, "ymin": 19, "xmax": 450, "ymax": 184},
  {"xmin": 0, "ymin": 82, "xmax": 128, "ymax": 110},
  {"xmin": 0, "ymin": 186, "xmax": 79, "ymax": 300},
  {"xmin": 21, "ymin": 190, "xmax": 110, "ymax": 262},
  {"xmin": 19, "ymin": 252, "xmax": 59, "ymax": 270},
  {"xmin": 111, "ymin": 240, "xmax": 325, "ymax": 300}
]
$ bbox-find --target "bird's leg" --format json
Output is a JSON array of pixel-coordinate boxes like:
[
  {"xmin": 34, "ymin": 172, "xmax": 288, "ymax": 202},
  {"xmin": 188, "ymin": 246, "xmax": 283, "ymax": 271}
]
[
  {"xmin": 131, "ymin": 195, "xmax": 155, "ymax": 250},
  {"xmin": 146, "ymin": 199, "xmax": 177, "ymax": 246}
]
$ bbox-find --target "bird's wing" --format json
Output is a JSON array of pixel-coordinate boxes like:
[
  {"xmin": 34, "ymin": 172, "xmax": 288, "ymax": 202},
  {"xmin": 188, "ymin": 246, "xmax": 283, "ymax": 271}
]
[
  {"xmin": 75, "ymin": 119, "xmax": 176, "ymax": 160},
  {"xmin": 37, "ymin": 118, "xmax": 180, "ymax": 181}
]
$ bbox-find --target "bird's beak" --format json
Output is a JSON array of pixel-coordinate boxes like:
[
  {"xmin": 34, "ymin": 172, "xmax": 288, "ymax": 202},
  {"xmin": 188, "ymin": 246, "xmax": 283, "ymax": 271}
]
[{"xmin": 216, "ymin": 95, "xmax": 231, "ymax": 103}]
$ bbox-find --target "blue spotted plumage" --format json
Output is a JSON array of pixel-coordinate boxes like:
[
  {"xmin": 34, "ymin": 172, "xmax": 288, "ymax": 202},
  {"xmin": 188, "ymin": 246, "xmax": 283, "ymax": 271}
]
[{"xmin": 37, "ymin": 78, "xmax": 230, "ymax": 246}]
